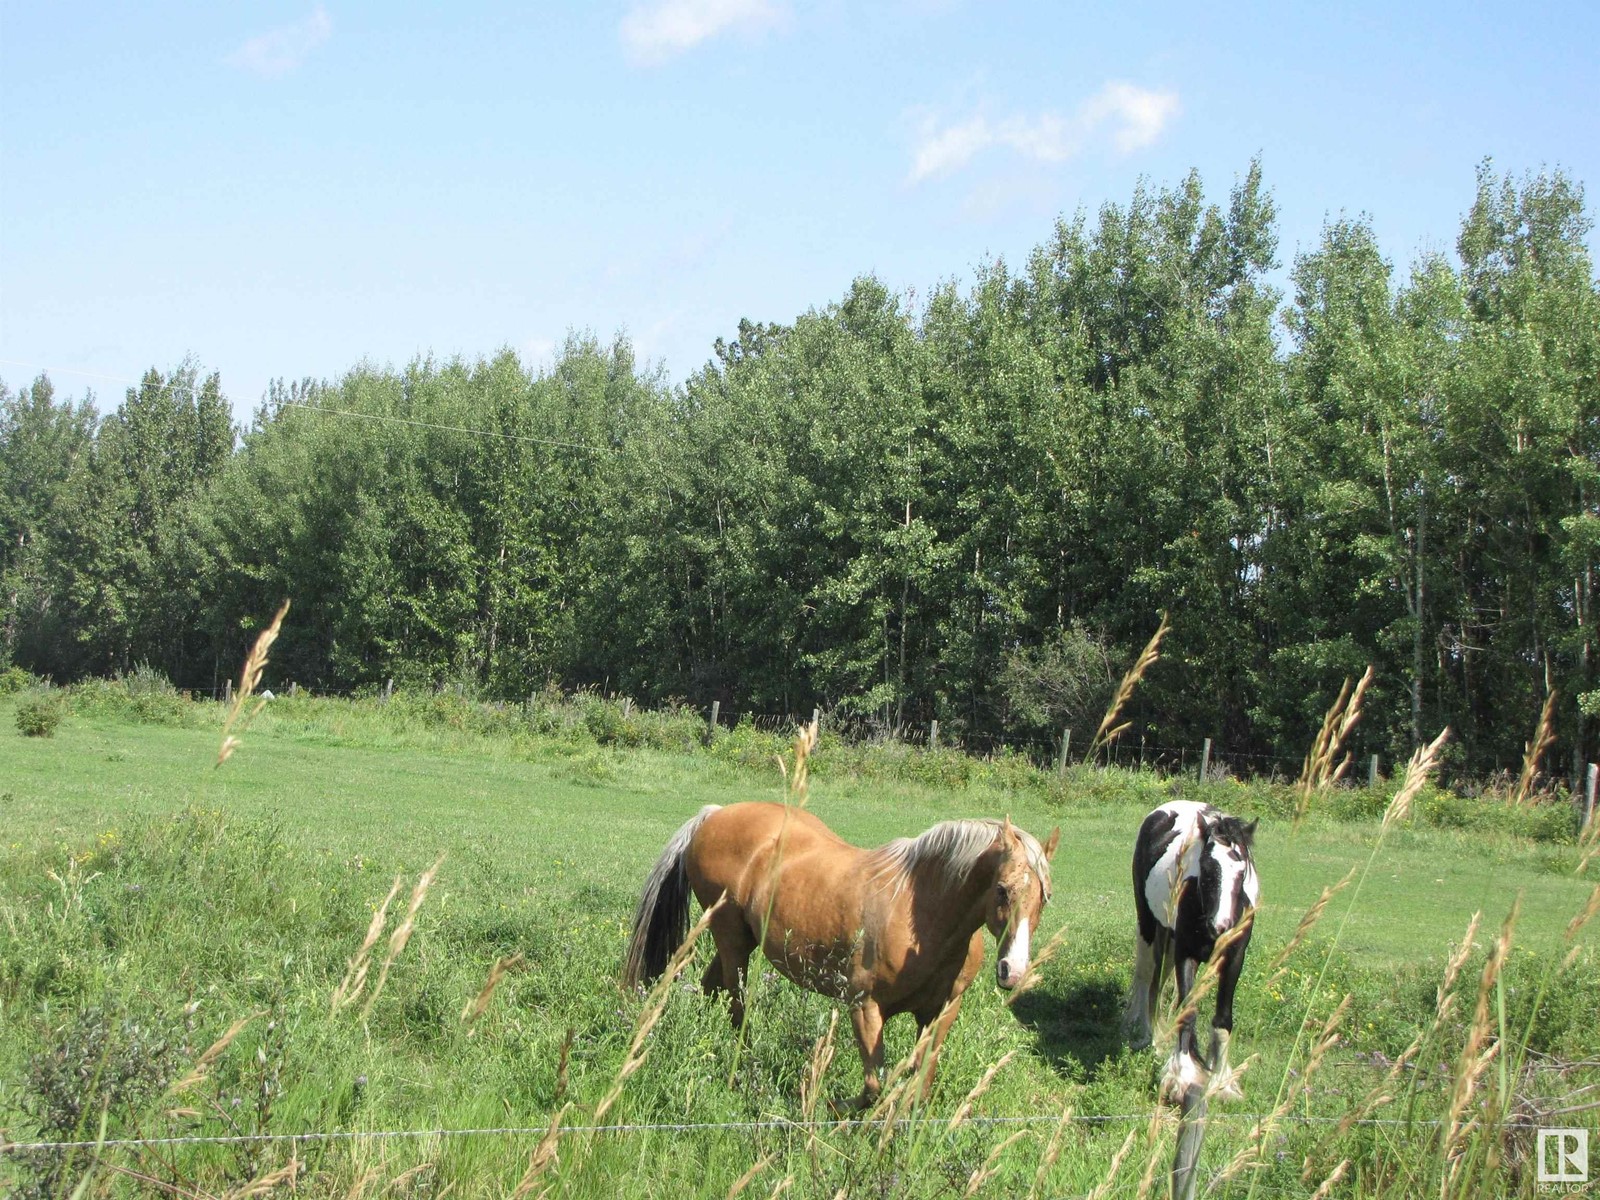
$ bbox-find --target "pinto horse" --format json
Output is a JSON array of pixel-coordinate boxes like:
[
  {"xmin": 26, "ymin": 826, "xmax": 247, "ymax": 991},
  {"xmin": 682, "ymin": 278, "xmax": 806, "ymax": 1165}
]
[
  {"xmin": 1127, "ymin": 800, "xmax": 1259, "ymax": 1102},
  {"xmin": 623, "ymin": 801, "xmax": 1059, "ymax": 1108}
]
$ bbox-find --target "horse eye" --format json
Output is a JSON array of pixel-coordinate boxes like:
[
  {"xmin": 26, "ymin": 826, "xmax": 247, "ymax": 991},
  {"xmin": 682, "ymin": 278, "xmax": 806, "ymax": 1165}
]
[{"xmin": 995, "ymin": 885, "xmax": 1010, "ymax": 905}]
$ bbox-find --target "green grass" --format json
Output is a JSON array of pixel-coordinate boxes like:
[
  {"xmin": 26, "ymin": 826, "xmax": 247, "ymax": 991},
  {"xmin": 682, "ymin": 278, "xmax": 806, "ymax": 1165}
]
[{"xmin": 1, "ymin": 694, "xmax": 1596, "ymax": 1198}]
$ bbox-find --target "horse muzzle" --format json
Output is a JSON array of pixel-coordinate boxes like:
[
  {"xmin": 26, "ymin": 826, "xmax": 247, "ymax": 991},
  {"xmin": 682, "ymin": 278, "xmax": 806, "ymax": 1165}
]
[{"xmin": 995, "ymin": 916, "xmax": 1030, "ymax": 989}]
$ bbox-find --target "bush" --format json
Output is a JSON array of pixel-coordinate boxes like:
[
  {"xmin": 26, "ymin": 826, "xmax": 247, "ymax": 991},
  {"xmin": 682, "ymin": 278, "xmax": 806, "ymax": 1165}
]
[
  {"xmin": 15, "ymin": 690, "xmax": 66, "ymax": 737},
  {"xmin": 69, "ymin": 665, "xmax": 195, "ymax": 727},
  {"xmin": 0, "ymin": 664, "xmax": 38, "ymax": 695}
]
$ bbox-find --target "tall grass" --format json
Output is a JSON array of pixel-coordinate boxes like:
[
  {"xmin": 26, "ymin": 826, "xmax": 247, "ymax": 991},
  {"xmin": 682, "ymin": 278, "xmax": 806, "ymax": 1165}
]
[{"xmin": 1, "ymin": 688, "xmax": 1597, "ymax": 1197}]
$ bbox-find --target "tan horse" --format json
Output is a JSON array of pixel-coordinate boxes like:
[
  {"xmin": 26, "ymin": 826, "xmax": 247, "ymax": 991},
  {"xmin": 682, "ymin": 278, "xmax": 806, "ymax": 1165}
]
[{"xmin": 622, "ymin": 801, "xmax": 1059, "ymax": 1107}]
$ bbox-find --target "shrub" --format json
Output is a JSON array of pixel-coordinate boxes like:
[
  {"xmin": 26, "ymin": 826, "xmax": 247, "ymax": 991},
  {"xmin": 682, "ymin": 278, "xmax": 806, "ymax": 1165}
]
[
  {"xmin": 0, "ymin": 664, "xmax": 37, "ymax": 694},
  {"xmin": 15, "ymin": 690, "xmax": 66, "ymax": 737}
]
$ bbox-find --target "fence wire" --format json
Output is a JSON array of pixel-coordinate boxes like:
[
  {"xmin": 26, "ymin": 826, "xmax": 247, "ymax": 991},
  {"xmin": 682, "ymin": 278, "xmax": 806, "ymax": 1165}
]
[{"xmin": 0, "ymin": 1109, "xmax": 1481, "ymax": 1156}]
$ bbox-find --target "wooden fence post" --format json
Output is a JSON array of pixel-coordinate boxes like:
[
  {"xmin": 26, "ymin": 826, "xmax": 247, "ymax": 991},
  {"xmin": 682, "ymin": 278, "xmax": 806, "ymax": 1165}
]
[
  {"xmin": 811, "ymin": 706, "xmax": 820, "ymax": 732},
  {"xmin": 384, "ymin": 678, "xmax": 394, "ymax": 703},
  {"xmin": 929, "ymin": 719, "xmax": 939, "ymax": 748},
  {"xmin": 1369, "ymin": 754, "xmax": 1380, "ymax": 789},
  {"xmin": 288, "ymin": 682, "xmax": 298, "ymax": 698},
  {"xmin": 223, "ymin": 678, "xmax": 232, "ymax": 706},
  {"xmin": 1057, "ymin": 728, "xmax": 1070, "ymax": 775},
  {"xmin": 1200, "ymin": 737, "xmax": 1212, "ymax": 783},
  {"xmin": 1585, "ymin": 762, "xmax": 1597, "ymax": 831},
  {"xmin": 709, "ymin": 700, "xmax": 720, "ymax": 736}
]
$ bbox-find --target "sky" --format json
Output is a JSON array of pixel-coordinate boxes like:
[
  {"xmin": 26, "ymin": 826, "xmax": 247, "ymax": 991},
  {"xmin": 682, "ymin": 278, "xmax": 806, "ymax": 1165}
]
[{"xmin": 3, "ymin": 0, "xmax": 1598, "ymax": 420}]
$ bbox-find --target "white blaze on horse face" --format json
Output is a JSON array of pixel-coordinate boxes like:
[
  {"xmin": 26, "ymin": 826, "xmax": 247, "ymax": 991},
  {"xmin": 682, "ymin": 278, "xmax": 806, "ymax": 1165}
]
[
  {"xmin": 998, "ymin": 914, "xmax": 1030, "ymax": 988},
  {"xmin": 1210, "ymin": 843, "xmax": 1251, "ymax": 933}
]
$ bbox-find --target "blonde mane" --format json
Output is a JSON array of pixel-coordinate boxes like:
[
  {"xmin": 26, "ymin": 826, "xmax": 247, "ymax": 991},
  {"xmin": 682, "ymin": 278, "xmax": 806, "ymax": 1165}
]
[{"xmin": 867, "ymin": 819, "xmax": 1052, "ymax": 900}]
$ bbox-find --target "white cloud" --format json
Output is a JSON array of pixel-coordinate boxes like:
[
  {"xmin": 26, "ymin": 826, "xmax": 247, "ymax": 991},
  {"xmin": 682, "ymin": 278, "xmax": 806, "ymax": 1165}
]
[
  {"xmin": 226, "ymin": 5, "xmax": 333, "ymax": 79},
  {"xmin": 620, "ymin": 0, "xmax": 786, "ymax": 65},
  {"xmin": 1081, "ymin": 81, "xmax": 1182, "ymax": 154},
  {"xmin": 908, "ymin": 81, "xmax": 1180, "ymax": 183}
]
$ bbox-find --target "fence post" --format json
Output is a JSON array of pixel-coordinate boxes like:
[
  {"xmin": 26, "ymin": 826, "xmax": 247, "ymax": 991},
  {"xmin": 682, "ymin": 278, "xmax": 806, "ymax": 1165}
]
[
  {"xmin": 384, "ymin": 678, "xmax": 394, "ymax": 703},
  {"xmin": 929, "ymin": 719, "xmax": 939, "ymax": 748},
  {"xmin": 288, "ymin": 682, "xmax": 298, "ymax": 698},
  {"xmin": 1585, "ymin": 762, "xmax": 1598, "ymax": 831},
  {"xmin": 1199, "ymin": 737, "xmax": 1212, "ymax": 783},
  {"xmin": 709, "ymin": 700, "xmax": 720, "ymax": 736},
  {"xmin": 223, "ymin": 678, "xmax": 232, "ymax": 706},
  {"xmin": 811, "ymin": 706, "xmax": 820, "ymax": 732},
  {"xmin": 1369, "ymin": 754, "xmax": 1379, "ymax": 789},
  {"xmin": 1057, "ymin": 728, "xmax": 1070, "ymax": 775},
  {"xmin": 622, "ymin": 698, "xmax": 632, "ymax": 719}
]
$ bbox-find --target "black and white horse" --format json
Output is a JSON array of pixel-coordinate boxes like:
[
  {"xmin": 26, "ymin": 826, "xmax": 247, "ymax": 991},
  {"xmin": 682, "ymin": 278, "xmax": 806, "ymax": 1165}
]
[{"xmin": 1128, "ymin": 800, "xmax": 1259, "ymax": 1101}]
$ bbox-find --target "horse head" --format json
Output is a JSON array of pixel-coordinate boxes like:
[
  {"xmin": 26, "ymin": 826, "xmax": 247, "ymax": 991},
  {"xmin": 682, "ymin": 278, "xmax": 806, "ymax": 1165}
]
[
  {"xmin": 986, "ymin": 817, "xmax": 1060, "ymax": 990},
  {"xmin": 1196, "ymin": 812, "xmax": 1258, "ymax": 937}
]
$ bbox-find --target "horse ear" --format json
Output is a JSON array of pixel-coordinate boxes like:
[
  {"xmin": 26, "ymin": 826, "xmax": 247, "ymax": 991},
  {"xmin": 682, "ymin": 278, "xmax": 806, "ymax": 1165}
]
[
  {"xmin": 1000, "ymin": 814, "xmax": 1018, "ymax": 847},
  {"xmin": 1043, "ymin": 827, "xmax": 1060, "ymax": 861},
  {"xmin": 1243, "ymin": 819, "xmax": 1258, "ymax": 844}
]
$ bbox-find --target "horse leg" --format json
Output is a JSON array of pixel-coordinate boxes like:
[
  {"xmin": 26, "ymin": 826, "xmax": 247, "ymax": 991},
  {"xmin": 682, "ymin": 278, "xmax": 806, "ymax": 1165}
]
[
  {"xmin": 911, "ymin": 992, "xmax": 966, "ymax": 1102},
  {"xmin": 847, "ymin": 1001, "xmax": 886, "ymax": 1110},
  {"xmin": 705, "ymin": 907, "xmax": 756, "ymax": 1028},
  {"xmin": 1146, "ymin": 927, "xmax": 1170, "ymax": 1034},
  {"xmin": 1159, "ymin": 953, "xmax": 1206, "ymax": 1105},
  {"xmin": 1127, "ymin": 931, "xmax": 1159, "ymax": 1048},
  {"xmin": 1207, "ymin": 944, "xmax": 1248, "ymax": 1101}
]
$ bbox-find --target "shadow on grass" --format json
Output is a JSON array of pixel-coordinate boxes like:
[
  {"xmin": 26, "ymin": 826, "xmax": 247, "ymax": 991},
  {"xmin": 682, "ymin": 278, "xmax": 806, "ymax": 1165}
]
[{"xmin": 1011, "ymin": 976, "xmax": 1128, "ymax": 1077}]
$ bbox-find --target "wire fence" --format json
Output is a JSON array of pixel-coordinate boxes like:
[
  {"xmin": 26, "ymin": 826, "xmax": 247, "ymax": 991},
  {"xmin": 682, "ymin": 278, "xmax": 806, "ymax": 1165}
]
[{"xmin": 0, "ymin": 1107, "xmax": 1474, "ymax": 1156}]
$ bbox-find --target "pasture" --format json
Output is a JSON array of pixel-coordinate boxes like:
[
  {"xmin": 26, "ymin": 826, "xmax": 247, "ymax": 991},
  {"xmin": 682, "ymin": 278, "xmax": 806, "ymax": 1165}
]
[{"xmin": 1, "ymin": 693, "xmax": 1596, "ymax": 1198}]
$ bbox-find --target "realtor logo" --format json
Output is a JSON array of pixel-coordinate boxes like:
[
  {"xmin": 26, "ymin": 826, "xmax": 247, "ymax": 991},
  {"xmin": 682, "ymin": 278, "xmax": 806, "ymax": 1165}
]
[{"xmin": 1538, "ymin": 1128, "xmax": 1589, "ymax": 1185}]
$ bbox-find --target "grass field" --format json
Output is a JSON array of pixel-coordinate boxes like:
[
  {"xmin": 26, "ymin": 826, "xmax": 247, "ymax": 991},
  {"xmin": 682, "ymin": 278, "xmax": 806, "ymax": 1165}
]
[{"xmin": 1, "ymin": 691, "xmax": 1596, "ymax": 1198}]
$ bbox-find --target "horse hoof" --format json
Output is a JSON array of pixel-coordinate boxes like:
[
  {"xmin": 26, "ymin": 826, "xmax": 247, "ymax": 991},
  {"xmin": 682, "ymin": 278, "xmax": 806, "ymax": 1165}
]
[
  {"xmin": 1206, "ymin": 1069, "xmax": 1244, "ymax": 1102},
  {"xmin": 1158, "ymin": 1053, "xmax": 1208, "ymax": 1106}
]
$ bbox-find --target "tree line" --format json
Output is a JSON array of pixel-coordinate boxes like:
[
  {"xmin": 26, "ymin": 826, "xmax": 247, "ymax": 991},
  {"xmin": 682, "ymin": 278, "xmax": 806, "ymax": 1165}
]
[{"xmin": 4, "ymin": 160, "xmax": 1597, "ymax": 780}]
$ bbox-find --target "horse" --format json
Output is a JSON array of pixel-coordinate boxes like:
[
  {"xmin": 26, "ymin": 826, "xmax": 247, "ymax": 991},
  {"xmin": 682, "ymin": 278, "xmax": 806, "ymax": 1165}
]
[
  {"xmin": 1127, "ymin": 799, "xmax": 1259, "ymax": 1102},
  {"xmin": 622, "ymin": 801, "xmax": 1059, "ymax": 1108}
]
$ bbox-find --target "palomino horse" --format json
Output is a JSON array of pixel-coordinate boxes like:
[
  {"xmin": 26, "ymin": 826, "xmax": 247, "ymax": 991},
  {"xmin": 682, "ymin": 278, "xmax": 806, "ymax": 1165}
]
[
  {"xmin": 623, "ymin": 801, "xmax": 1059, "ymax": 1108},
  {"xmin": 1127, "ymin": 799, "xmax": 1259, "ymax": 1103}
]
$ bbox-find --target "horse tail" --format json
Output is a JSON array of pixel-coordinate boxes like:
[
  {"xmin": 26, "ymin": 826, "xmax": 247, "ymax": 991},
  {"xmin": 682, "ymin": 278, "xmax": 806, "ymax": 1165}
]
[{"xmin": 622, "ymin": 804, "xmax": 722, "ymax": 989}]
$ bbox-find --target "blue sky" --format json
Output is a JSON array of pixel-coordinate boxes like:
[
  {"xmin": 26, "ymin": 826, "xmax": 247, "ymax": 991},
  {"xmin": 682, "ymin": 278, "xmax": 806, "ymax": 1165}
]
[{"xmin": 3, "ymin": 1, "xmax": 1597, "ymax": 419}]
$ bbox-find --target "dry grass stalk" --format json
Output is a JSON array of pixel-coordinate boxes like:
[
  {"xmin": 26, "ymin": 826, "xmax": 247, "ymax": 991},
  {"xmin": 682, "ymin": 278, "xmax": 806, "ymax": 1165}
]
[
  {"xmin": 725, "ymin": 1154, "xmax": 775, "ymax": 1200},
  {"xmin": 1383, "ymin": 727, "xmax": 1452, "ymax": 831},
  {"xmin": 218, "ymin": 599, "xmax": 290, "ymax": 767},
  {"xmin": 595, "ymin": 895, "xmax": 725, "ymax": 1122},
  {"xmin": 1087, "ymin": 613, "xmax": 1169, "ymax": 761},
  {"xmin": 362, "ymin": 854, "xmax": 446, "ymax": 1018},
  {"xmin": 1266, "ymin": 867, "xmax": 1357, "ymax": 987},
  {"xmin": 1084, "ymin": 1128, "xmax": 1139, "ymax": 1200},
  {"xmin": 341, "ymin": 1165, "xmax": 381, "ymax": 1200},
  {"xmin": 330, "ymin": 876, "xmax": 404, "ymax": 1014},
  {"xmin": 1294, "ymin": 666, "xmax": 1374, "ymax": 827},
  {"xmin": 381, "ymin": 1162, "xmax": 434, "ymax": 1196},
  {"xmin": 1308, "ymin": 1158, "xmax": 1350, "ymax": 1200},
  {"xmin": 1004, "ymin": 927, "xmax": 1070, "ymax": 1007},
  {"xmin": 962, "ymin": 1130, "xmax": 1029, "ymax": 1198},
  {"xmin": 763, "ymin": 1176, "xmax": 793, "ymax": 1200},
  {"xmin": 1565, "ymin": 883, "xmax": 1600, "ymax": 943},
  {"xmin": 509, "ymin": 1102, "xmax": 571, "ymax": 1200},
  {"xmin": 222, "ymin": 1154, "xmax": 301, "ymax": 1199},
  {"xmin": 460, "ymin": 952, "xmax": 524, "ymax": 1025},
  {"xmin": 800, "ymin": 1011, "xmax": 839, "ymax": 1126},
  {"xmin": 1213, "ymin": 994, "xmax": 1350, "ymax": 1188},
  {"xmin": 1511, "ymin": 690, "xmax": 1558, "ymax": 807},
  {"xmin": 1578, "ymin": 811, "xmax": 1600, "ymax": 876},
  {"xmin": 167, "ymin": 1011, "xmax": 261, "ymax": 1095},
  {"xmin": 1440, "ymin": 899, "xmax": 1520, "ymax": 1187},
  {"xmin": 776, "ymin": 719, "xmax": 821, "ymax": 808},
  {"xmin": 1026, "ymin": 1100, "xmax": 1074, "ymax": 1200},
  {"xmin": 946, "ymin": 1050, "xmax": 1017, "ymax": 1133}
]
